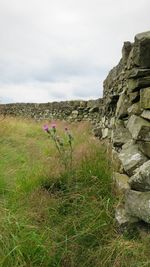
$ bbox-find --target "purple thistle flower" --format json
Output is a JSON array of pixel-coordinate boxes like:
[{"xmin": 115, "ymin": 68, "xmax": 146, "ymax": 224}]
[
  {"xmin": 51, "ymin": 123, "xmax": 56, "ymax": 134},
  {"xmin": 51, "ymin": 123, "xmax": 56, "ymax": 129},
  {"xmin": 43, "ymin": 125, "xmax": 49, "ymax": 132}
]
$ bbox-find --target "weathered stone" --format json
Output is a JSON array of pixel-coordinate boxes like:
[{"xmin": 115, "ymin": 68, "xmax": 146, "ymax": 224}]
[
  {"xmin": 114, "ymin": 119, "xmax": 125, "ymax": 128},
  {"xmin": 77, "ymin": 107, "xmax": 85, "ymax": 113},
  {"xmin": 116, "ymin": 93, "xmax": 129, "ymax": 118},
  {"xmin": 119, "ymin": 143, "xmax": 147, "ymax": 176},
  {"xmin": 110, "ymin": 117, "xmax": 115, "ymax": 128},
  {"xmin": 125, "ymin": 190, "xmax": 150, "ymax": 223},
  {"xmin": 141, "ymin": 110, "xmax": 150, "ymax": 120},
  {"xmin": 87, "ymin": 99, "xmax": 100, "ymax": 108},
  {"xmin": 105, "ymin": 119, "xmax": 109, "ymax": 127},
  {"xmin": 83, "ymin": 114, "xmax": 88, "ymax": 118},
  {"xmin": 79, "ymin": 101, "xmax": 87, "ymax": 108},
  {"xmin": 101, "ymin": 116, "xmax": 106, "ymax": 124},
  {"xmin": 132, "ymin": 31, "xmax": 150, "ymax": 68},
  {"xmin": 128, "ymin": 91, "xmax": 140, "ymax": 103},
  {"xmin": 127, "ymin": 102, "xmax": 141, "ymax": 116},
  {"xmin": 140, "ymin": 87, "xmax": 150, "ymax": 109},
  {"xmin": 128, "ymin": 77, "xmax": 150, "ymax": 92},
  {"xmin": 102, "ymin": 128, "xmax": 111, "ymax": 139},
  {"xmin": 138, "ymin": 141, "xmax": 150, "ymax": 158},
  {"xmin": 115, "ymin": 205, "xmax": 139, "ymax": 225},
  {"xmin": 89, "ymin": 106, "xmax": 99, "ymax": 113},
  {"xmin": 111, "ymin": 149, "xmax": 123, "ymax": 173},
  {"xmin": 92, "ymin": 127, "xmax": 102, "ymax": 138},
  {"xmin": 113, "ymin": 172, "xmax": 130, "ymax": 194},
  {"xmin": 72, "ymin": 110, "xmax": 78, "ymax": 115},
  {"xmin": 111, "ymin": 126, "xmax": 132, "ymax": 147},
  {"xmin": 129, "ymin": 161, "xmax": 150, "ymax": 191},
  {"xmin": 127, "ymin": 115, "xmax": 150, "ymax": 141},
  {"xmin": 122, "ymin": 41, "xmax": 132, "ymax": 64},
  {"xmin": 128, "ymin": 68, "xmax": 150, "ymax": 78},
  {"xmin": 123, "ymin": 119, "xmax": 129, "ymax": 128},
  {"xmin": 126, "ymin": 46, "xmax": 134, "ymax": 69}
]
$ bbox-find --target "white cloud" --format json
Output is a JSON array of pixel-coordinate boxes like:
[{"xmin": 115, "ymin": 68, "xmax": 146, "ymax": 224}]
[{"xmin": 0, "ymin": 0, "xmax": 150, "ymax": 103}]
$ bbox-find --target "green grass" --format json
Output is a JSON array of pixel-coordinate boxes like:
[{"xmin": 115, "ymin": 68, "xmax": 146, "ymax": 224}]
[{"xmin": 0, "ymin": 117, "xmax": 150, "ymax": 267}]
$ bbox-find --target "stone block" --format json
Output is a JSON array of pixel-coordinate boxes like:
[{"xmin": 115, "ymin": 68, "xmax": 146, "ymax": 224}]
[
  {"xmin": 92, "ymin": 127, "xmax": 102, "ymax": 138},
  {"xmin": 79, "ymin": 101, "xmax": 87, "ymax": 108},
  {"xmin": 72, "ymin": 110, "xmax": 78, "ymax": 118},
  {"xmin": 110, "ymin": 117, "xmax": 115, "ymax": 128},
  {"xmin": 111, "ymin": 126, "xmax": 132, "ymax": 147},
  {"xmin": 113, "ymin": 172, "xmax": 130, "ymax": 194},
  {"xmin": 129, "ymin": 160, "xmax": 150, "ymax": 191},
  {"xmin": 127, "ymin": 102, "xmax": 141, "ymax": 116},
  {"xmin": 101, "ymin": 116, "xmax": 106, "ymax": 124},
  {"xmin": 89, "ymin": 106, "xmax": 99, "ymax": 113},
  {"xmin": 127, "ymin": 115, "xmax": 150, "ymax": 141},
  {"xmin": 122, "ymin": 41, "xmax": 132, "ymax": 64},
  {"xmin": 132, "ymin": 31, "xmax": 150, "ymax": 68},
  {"xmin": 102, "ymin": 128, "xmax": 111, "ymax": 139},
  {"xmin": 129, "ymin": 91, "xmax": 140, "ymax": 103},
  {"xmin": 125, "ymin": 189, "xmax": 150, "ymax": 223},
  {"xmin": 115, "ymin": 119, "xmax": 125, "ymax": 128},
  {"xmin": 128, "ymin": 68, "xmax": 150, "ymax": 78},
  {"xmin": 140, "ymin": 87, "xmax": 150, "ymax": 109},
  {"xmin": 87, "ymin": 100, "xmax": 99, "ymax": 108},
  {"xmin": 138, "ymin": 141, "xmax": 150, "ymax": 158},
  {"xmin": 119, "ymin": 143, "xmax": 147, "ymax": 176},
  {"xmin": 115, "ymin": 205, "xmax": 139, "ymax": 225},
  {"xmin": 141, "ymin": 110, "xmax": 150, "ymax": 120},
  {"xmin": 128, "ymin": 77, "xmax": 150, "ymax": 92},
  {"xmin": 116, "ymin": 93, "xmax": 129, "ymax": 118}
]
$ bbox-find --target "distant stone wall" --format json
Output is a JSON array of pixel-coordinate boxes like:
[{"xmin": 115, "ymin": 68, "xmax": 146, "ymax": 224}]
[
  {"xmin": 94, "ymin": 31, "xmax": 150, "ymax": 225},
  {"xmin": 0, "ymin": 99, "xmax": 103, "ymax": 123}
]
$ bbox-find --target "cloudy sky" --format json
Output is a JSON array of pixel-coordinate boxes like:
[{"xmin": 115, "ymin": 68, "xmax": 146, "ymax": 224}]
[{"xmin": 0, "ymin": 0, "xmax": 150, "ymax": 103}]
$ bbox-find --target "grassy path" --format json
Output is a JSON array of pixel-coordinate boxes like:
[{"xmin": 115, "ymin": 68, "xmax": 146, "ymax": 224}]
[{"xmin": 0, "ymin": 117, "xmax": 150, "ymax": 267}]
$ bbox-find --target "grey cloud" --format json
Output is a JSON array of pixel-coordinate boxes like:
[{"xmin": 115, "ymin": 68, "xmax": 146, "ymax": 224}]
[
  {"xmin": 33, "ymin": 61, "xmax": 107, "ymax": 83},
  {"xmin": 0, "ymin": 56, "xmax": 107, "ymax": 84}
]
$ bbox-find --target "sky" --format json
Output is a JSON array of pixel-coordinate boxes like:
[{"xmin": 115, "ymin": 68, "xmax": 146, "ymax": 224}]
[{"xmin": 0, "ymin": 0, "xmax": 150, "ymax": 103}]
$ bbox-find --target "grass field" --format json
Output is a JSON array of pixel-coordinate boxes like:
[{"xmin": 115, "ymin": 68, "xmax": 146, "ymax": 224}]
[{"xmin": 0, "ymin": 117, "xmax": 150, "ymax": 267}]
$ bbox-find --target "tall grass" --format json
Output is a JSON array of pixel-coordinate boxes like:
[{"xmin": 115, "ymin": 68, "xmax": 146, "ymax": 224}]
[{"xmin": 0, "ymin": 117, "xmax": 150, "ymax": 267}]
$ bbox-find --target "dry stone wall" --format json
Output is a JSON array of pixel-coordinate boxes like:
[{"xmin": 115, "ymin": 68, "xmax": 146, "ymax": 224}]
[
  {"xmin": 0, "ymin": 99, "xmax": 103, "ymax": 123},
  {"xmin": 97, "ymin": 31, "xmax": 150, "ymax": 225},
  {"xmin": 1, "ymin": 30, "xmax": 150, "ymax": 225}
]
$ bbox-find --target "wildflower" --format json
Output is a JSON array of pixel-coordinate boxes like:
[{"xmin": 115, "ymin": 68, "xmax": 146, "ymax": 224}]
[
  {"xmin": 51, "ymin": 123, "xmax": 56, "ymax": 133},
  {"xmin": 43, "ymin": 125, "xmax": 49, "ymax": 132},
  {"xmin": 43, "ymin": 123, "xmax": 73, "ymax": 170},
  {"xmin": 51, "ymin": 123, "xmax": 56, "ymax": 129}
]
